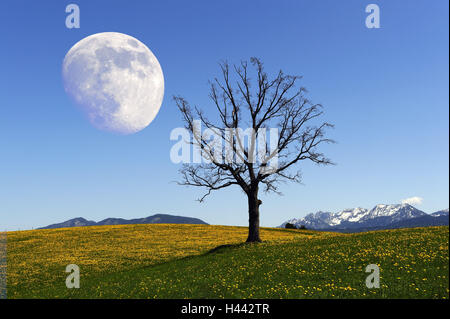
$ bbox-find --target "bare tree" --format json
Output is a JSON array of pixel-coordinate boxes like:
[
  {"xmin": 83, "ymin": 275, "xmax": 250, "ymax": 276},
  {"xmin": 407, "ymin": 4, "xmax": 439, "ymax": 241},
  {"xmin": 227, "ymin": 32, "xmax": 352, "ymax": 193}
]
[{"xmin": 174, "ymin": 58, "xmax": 334, "ymax": 242}]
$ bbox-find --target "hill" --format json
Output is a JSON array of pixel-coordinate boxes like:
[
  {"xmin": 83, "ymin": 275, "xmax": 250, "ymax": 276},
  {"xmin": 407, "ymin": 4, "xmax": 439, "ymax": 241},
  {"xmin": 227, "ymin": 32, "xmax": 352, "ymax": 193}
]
[
  {"xmin": 6, "ymin": 224, "xmax": 449, "ymax": 298},
  {"xmin": 39, "ymin": 214, "xmax": 208, "ymax": 229}
]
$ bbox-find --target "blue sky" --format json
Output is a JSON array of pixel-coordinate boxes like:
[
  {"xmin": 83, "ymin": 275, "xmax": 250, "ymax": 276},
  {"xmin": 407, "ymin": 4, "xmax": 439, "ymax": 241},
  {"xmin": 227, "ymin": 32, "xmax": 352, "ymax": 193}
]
[{"xmin": 0, "ymin": 0, "xmax": 448, "ymax": 231}]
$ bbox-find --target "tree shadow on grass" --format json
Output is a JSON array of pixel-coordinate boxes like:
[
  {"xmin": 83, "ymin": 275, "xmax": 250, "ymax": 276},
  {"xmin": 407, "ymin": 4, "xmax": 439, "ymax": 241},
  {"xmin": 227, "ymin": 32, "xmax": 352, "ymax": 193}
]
[
  {"xmin": 130, "ymin": 242, "xmax": 256, "ymax": 273},
  {"xmin": 204, "ymin": 243, "xmax": 251, "ymax": 255}
]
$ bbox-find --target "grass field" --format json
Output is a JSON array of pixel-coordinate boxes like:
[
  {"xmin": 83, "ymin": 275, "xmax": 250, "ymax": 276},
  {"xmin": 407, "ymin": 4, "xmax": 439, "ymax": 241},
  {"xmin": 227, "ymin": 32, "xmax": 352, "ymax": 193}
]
[{"xmin": 6, "ymin": 224, "xmax": 449, "ymax": 298}]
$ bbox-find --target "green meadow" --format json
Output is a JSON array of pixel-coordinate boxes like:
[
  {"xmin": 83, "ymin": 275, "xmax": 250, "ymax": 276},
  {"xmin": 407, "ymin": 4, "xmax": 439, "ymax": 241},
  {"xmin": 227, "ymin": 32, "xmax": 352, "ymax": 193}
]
[{"xmin": 6, "ymin": 224, "xmax": 449, "ymax": 299}]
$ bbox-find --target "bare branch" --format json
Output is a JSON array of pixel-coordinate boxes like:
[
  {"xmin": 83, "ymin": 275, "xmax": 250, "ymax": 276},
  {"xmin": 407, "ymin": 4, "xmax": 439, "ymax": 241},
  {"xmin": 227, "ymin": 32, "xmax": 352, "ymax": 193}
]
[{"xmin": 173, "ymin": 57, "xmax": 334, "ymax": 201}]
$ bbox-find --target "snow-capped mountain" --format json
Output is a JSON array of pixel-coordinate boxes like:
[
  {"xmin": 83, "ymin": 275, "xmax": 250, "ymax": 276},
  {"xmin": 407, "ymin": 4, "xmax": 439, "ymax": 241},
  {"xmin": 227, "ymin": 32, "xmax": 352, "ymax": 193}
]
[
  {"xmin": 280, "ymin": 204, "xmax": 439, "ymax": 231},
  {"xmin": 431, "ymin": 209, "xmax": 449, "ymax": 217}
]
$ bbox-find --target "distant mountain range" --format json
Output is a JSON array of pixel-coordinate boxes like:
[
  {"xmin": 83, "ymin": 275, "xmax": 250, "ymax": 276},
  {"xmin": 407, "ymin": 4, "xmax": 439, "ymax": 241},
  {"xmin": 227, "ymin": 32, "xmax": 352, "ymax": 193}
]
[
  {"xmin": 280, "ymin": 205, "xmax": 449, "ymax": 232},
  {"xmin": 39, "ymin": 214, "xmax": 208, "ymax": 229}
]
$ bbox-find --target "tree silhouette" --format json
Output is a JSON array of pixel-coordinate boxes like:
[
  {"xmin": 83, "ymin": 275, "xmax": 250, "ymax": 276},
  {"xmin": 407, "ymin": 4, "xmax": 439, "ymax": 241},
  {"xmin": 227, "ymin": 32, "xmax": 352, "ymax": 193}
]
[{"xmin": 174, "ymin": 58, "xmax": 334, "ymax": 242}]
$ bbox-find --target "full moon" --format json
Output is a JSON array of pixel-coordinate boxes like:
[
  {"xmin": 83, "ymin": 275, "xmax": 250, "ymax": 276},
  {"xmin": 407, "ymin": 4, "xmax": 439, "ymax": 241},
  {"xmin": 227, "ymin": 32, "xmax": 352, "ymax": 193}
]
[{"xmin": 62, "ymin": 32, "xmax": 164, "ymax": 134}]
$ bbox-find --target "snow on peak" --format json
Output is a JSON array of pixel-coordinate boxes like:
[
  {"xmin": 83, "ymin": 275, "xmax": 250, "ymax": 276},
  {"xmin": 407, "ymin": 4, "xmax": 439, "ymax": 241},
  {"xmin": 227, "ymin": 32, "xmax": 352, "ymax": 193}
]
[
  {"xmin": 281, "ymin": 203, "xmax": 428, "ymax": 230},
  {"xmin": 431, "ymin": 209, "xmax": 449, "ymax": 217}
]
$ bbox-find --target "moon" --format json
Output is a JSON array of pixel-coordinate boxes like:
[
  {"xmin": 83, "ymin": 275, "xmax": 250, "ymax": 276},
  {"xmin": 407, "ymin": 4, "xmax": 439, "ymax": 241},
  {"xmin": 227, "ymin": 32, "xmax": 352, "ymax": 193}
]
[{"xmin": 62, "ymin": 32, "xmax": 164, "ymax": 134}]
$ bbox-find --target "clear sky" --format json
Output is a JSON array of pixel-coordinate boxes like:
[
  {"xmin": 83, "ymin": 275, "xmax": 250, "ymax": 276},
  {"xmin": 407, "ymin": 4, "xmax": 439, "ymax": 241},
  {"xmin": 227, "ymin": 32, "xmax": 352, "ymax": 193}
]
[{"xmin": 0, "ymin": 0, "xmax": 448, "ymax": 231}]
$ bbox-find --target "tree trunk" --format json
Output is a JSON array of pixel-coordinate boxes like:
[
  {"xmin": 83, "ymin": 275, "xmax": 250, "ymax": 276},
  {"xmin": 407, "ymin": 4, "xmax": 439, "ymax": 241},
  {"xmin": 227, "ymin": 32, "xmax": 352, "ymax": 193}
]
[{"xmin": 246, "ymin": 189, "xmax": 262, "ymax": 243}]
